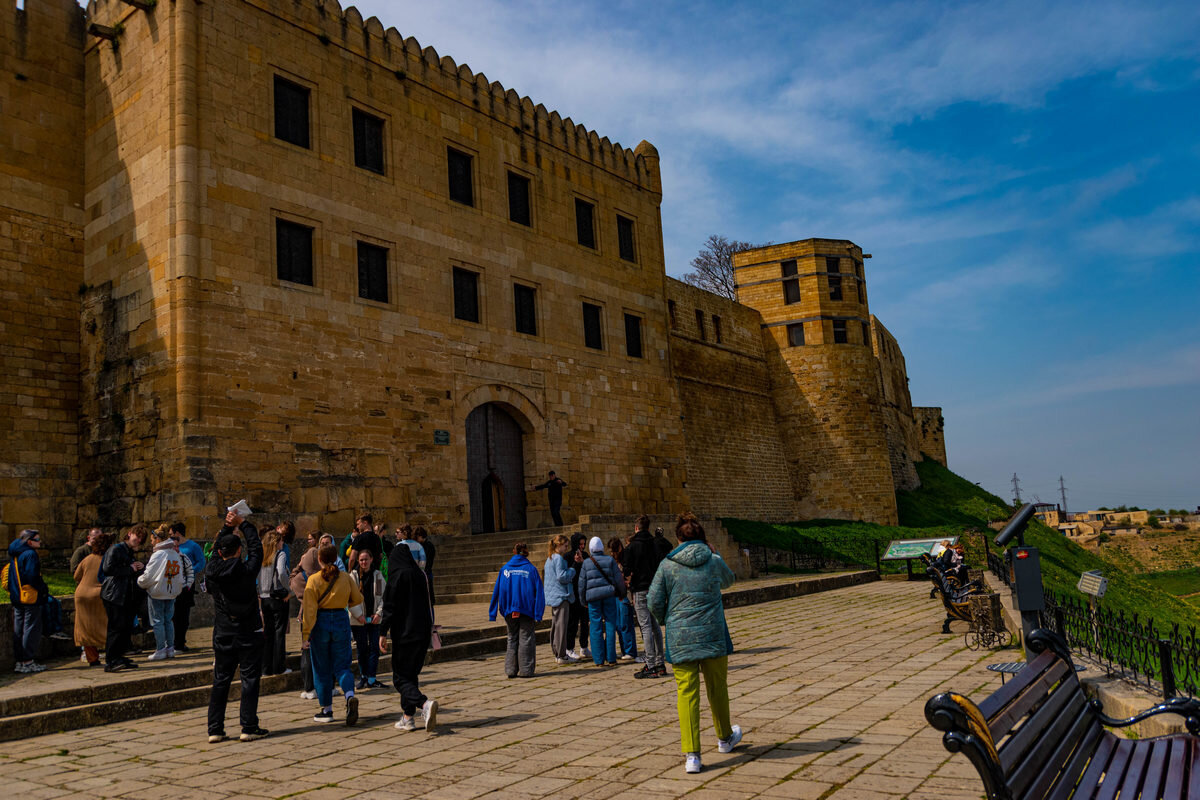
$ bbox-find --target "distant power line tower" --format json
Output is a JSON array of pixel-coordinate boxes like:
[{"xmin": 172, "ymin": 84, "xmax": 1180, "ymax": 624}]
[
  {"xmin": 1059, "ymin": 476, "xmax": 1069, "ymax": 516},
  {"xmin": 1011, "ymin": 473, "xmax": 1022, "ymax": 504}
]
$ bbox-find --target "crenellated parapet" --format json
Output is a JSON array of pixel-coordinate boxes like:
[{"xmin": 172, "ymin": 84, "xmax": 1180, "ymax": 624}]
[{"xmin": 82, "ymin": 0, "xmax": 658, "ymax": 191}]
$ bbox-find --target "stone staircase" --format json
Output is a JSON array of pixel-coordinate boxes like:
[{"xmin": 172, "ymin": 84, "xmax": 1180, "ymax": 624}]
[{"xmin": 432, "ymin": 514, "xmax": 754, "ymax": 604}]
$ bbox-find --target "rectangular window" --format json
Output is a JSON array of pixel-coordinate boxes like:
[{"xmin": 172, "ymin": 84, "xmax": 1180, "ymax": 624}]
[
  {"xmin": 829, "ymin": 276, "xmax": 843, "ymax": 301},
  {"xmin": 712, "ymin": 315, "xmax": 722, "ymax": 344},
  {"xmin": 447, "ymin": 147, "xmax": 474, "ymax": 206},
  {"xmin": 856, "ymin": 281, "xmax": 864, "ymax": 304},
  {"xmin": 575, "ymin": 199, "xmax": 596, "ymax": 249},
  {"xmin": 453, "ymin": 267, "xmax": 479, "ymax": 322},
  {"xmin": 826, "ymin": 256, "xmax": 841, "ymax": 274},
  {"xmin": 273, "ymin": 76, "xmax": 310, "ymax": 148},
  {"xmin": 617, "ymin": 215, "xmax": 636, "ymax": 262},
  {"xmin": 861, "ymin": 321, "xmax": 871, "ymax": 347},
  {"xmin": 667, "ymin": 299, "xmax": 677, "ymax": 328},
  {"xmin": 787, "ymin": 322, "xmax": 805, "ymax": 347},
  {"xmin": 356, "ymin": 241, "xmax": 388, "ymax": 302},
  {"xmin": 624, "ymin": 313, "xmax": 643, "ymax": 358},
  {"xmin": 275, "ymin": 219, "xmax": 313, "ymax": 285},
  {"xmin": 582, "ymin": 302, "xmax": 603, "ymax": 349},
  {"xmin": 352, "ymin": 108, "xmax": 385, "ymax": 174},
  {"xmin": 833, "ymin": 319, "xmax": 848, "ymax": 343},
  {"xmin": 514, "ymin": 283, "xmax": 537, "ymax": 335},
  {"xmin": 507, "ymin": 172, "xmax": 532, "ymax": 226},
  {"xmin": 781, "ymin": 259, "xmax": 800, "ymax": 305},
  {"xmin": 694, "ymin": 308, "xmax": 706, "ymax": 341}
]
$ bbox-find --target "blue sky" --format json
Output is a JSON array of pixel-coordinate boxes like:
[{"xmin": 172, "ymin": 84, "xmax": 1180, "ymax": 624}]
[{"xmin": 351, "ymin": 0, "xmax": 1199, "ymax": 512}]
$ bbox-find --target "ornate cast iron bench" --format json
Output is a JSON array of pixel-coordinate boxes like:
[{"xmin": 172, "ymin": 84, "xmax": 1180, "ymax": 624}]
[
  {"xmin": 925, "ymin": 563, "xmax": 986, "ymax": 633},
  {"xmin": 926, "ymin": 629, "xmax": 1200, "ymax": 799}
]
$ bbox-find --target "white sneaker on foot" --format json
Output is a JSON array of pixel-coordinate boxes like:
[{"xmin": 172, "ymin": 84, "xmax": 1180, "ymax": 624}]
[
  {"xmin": 718, "ymin": 725, "xmax": 743, "ymax": 753},
  {"xmin": 618, "ymin": 654, "xmax": 635, "ymax": 662},
  {"xmin": 556, "ymin": 657, "xmax": 567, "ymax": 665},
  {"xmin": 685, "ymin": 753, "xmax": 702, "ymax": 773},
  {"xmin": 422, "ymin": 698, "xmax": 438, "ymax": 731},
  {"xmin": 27, "ymin": 662, "xmax": 45, "ymax": 673},
  {"xmin": 394, "ymin": 715, "xmax": 415, "ymax": 731},
  {"xmin": 634, "ymin": 656, "xmax": 645, "ymax": 664},
  {"xmin": 147, "ymin": 649, "xmax": 168, "ymax": 662},
  {"xmin": 165, "ymin": 647, "xmax": 175, "ymax": 659},
  {"xmin": 299, "ymin": 690, "xmax": 316, "ymax": 700},
  {"xmin": 581, "ymin": 648, "xmax": 591, "ymax": 658}
]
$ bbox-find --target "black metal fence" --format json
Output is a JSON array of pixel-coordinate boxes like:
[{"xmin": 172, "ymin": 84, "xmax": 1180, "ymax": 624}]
[{"xmin": 978, "ymin": 532, "xmax": 1198, "ymax": 700}]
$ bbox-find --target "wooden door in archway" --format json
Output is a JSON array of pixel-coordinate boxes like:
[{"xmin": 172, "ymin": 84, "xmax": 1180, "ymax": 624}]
[{"xmin": 466, "ymin": 403, "xmax": 527, "ymax": 533}]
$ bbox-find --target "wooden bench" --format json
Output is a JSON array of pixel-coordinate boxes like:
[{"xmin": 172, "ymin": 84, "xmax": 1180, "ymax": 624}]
[{"xmin": 925, "ymin": 629, "xmax": 1200, "ymax": 799}]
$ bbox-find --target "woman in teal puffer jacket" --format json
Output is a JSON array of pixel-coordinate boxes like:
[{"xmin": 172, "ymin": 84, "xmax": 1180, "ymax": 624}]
[{"xmin": 647, "ymin": 513, "xmax": 742, "ymax": 774}]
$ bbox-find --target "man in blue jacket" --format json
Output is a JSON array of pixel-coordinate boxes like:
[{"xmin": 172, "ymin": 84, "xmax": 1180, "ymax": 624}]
[
  {"xmin": 7, "ymin": 529, "xmax": 49, "ymax": 673},
  {"xmin": 488, "ymin": 543, "xmax": 544, "ymax": 678}
]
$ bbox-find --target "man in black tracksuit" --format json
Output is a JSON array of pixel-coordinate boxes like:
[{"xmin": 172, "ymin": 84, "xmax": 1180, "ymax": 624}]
[
  {"xmin": 624, "ymin": 516, "xmax": 667, "ymax": 678},
  {"xmin": 100, "ymin": 527, "xmax": 147, "ymax": 671},
  {"xmin": 379, "ymin": 543, "xmax": 436, "ymax": 731},
  {"xmin": 206, "ymin": 511, "xmax": 268, "ymax": 742},
  {"xmin": 533, "ymin": 470, "xmax": 568, "ymax": 526}
]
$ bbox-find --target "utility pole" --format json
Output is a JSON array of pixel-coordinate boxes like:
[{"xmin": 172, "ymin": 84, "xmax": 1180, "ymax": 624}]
[
  {"xmin": 1059, "ymin": 476, "xmax": 1069, "ymax": 517},
  {"xmin": 1011, "ymin": 473, "xmax": 1022, "ymax": 505}
]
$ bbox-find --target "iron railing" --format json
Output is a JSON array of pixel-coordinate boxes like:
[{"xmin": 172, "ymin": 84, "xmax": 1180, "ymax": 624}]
[{"xmin": 978, "ymin": 532, "xmax": 1198, "ymax": 700}]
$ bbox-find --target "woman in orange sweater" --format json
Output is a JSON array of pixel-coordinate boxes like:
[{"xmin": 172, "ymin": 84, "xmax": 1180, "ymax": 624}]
[{"xmin": 302, "ymin": 545, "xmax": 365, "ymax": 725}]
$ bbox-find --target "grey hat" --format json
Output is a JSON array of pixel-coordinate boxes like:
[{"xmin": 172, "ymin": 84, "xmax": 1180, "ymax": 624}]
[{"xmin": 18, "ymin": 529, "xmax": 39, "ymax": 542}]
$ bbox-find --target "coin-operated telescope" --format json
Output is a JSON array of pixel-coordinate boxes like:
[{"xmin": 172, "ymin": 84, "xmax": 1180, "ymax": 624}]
[{"xmin": 993, "ymin": 503, "xmax": 1043, "ymax": 653}]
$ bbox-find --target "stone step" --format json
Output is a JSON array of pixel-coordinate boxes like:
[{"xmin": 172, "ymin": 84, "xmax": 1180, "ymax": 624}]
[{"xmin": 0, "ymin": 619, "xmax": 551, "ymax": 741}]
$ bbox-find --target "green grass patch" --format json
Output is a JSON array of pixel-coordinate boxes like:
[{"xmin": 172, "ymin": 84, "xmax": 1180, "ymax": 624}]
[
  {"xmin": 1140, "ymin": 568, "xmax": 1200, "ymax": 597},
  {"xmin": 43, "ymin": 570, "xmax": 77, "ymax": 598}
]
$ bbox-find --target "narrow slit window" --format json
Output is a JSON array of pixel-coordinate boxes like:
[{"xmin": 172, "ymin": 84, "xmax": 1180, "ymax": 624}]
[
  {"xmin": 861, "ymin": 321, "xmax": 871, "ymax": 347},
  {"xmin": 575, "ymin": 199, "xmax": 596, "ymax": 249},
  {"xmin": 617, "ymin": 215, "xmax": 636, "ymax": 262},
  {"xmin": 453, "ymin": 267, "xmax": 480, "ymax": 322},
  {"xmin": 667, "ymin": 299, "xmax": 677, "ymax": 328},
  {"xmin": 856, "ymin": 281, "xmax": 864, "ymax": 304},
  {"xmin": 356, "ymin": 241, "xmax": 388, "ymax": 302},
  {"xmin": 833, "ymin": 320, "xmax": 848, "ymax": 343},
  {"xmin": 826, "ymin": 257, "xmax": 841, "ymax": 274},
  {"xmin": 712, "ymin": 315, "xmax": 722, "ymax": 344},
  {"xmin": 582, "ymin": 302, "xmax": 603, "ymax": 349},
  {"xmin": 447, "ymin": 147, "xmax": 474, "ymax": 206},
  {"xmin": 508, "ymin": 172, "xmax": 532, "ymax": 226},
  {"xmin": 694, "ymin": 308, "xmax": 706, "ymax": 341},
  {"xmin": 624, "ymin": 313, "xmax": 643, "ymax": 358},
  {"xmin": 514, "ymin": 283, "xmax": 537, "ymax": 335}
]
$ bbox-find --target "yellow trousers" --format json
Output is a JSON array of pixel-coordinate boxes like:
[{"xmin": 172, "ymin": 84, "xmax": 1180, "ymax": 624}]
[{"xmin": 672, "ymin": 655, "xmax": 732, "ymax": 754}]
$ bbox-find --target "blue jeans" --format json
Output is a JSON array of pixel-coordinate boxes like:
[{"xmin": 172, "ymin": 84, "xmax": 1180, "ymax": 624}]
[
  {"xmin": 147, "ymin": 598, "xmax": 175, "ymax": 652},
  {"xmin": 12, "ymin": 604, "xmax": 42, "ymax": 662},
  {"xmin": 616, "ymin": 599, "xmax": 637, "ymax": 657},
  {"xmin": 587, "ymin": 596, "xmax": 619, "ymax": 665},
  {"xmin": 310, "ymin": 609, "xmax": 355, "ymax": 707}
]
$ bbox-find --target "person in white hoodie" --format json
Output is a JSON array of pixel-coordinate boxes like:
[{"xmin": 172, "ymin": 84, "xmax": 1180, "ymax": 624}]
[{"xmin": 137, "ymin": 524, "xmax": 194, "ymax": 661}]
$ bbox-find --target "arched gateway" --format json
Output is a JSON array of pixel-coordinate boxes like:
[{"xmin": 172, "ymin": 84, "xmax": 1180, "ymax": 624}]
[{"xmin": 465, "ymin": 403, "xmax": 528, "ymax": 533}]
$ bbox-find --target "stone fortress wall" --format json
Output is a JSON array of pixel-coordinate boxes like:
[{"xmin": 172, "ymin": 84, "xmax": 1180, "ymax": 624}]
[{"xmin": 1, "ymin": 0, "xmax": 945, "ymax": 551}]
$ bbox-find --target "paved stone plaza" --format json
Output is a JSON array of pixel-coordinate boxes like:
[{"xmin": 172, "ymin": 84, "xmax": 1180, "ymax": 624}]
[{"xmin": 0, "ymin": 581, "xmax": 998, "ymax": 799}]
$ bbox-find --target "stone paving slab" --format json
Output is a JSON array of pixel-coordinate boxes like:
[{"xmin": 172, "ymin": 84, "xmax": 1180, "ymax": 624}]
[{"xmin": 0, "ymin": 581, "xmax": 1006, "ymax": 799}]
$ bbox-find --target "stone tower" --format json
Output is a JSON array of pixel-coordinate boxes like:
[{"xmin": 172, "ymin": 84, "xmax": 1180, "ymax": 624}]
[{"xmin": 734, "ymin": 239, "xmax": 899, "ymax": 525}]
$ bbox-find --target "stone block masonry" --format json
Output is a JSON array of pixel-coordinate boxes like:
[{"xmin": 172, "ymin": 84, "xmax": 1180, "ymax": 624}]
[{"xmin": 2, "ymin": 0, "xmax": 945, "ymax": 551}]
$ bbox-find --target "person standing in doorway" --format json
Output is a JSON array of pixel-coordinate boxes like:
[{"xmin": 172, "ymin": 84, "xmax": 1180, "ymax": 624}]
[
  {"xmin": 532, "ymin": 470, "xmax": 568, "ymax": 527},
  {"xmin": 206, "ymin": 509, "xmax": 269, "ymax": 742}
]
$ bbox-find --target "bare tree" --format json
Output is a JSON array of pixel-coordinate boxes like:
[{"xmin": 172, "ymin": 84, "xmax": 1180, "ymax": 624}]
[{"xmin": 681, "ymin": 234, "xmax": 764, "ymax": 301}]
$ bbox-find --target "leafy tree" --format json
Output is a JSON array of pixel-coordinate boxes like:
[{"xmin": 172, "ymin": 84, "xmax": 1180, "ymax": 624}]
[
  {"xmin": 1151, "ymin": 508, "xmax": 1166, "ymax": 516},
  {"xmin": 1147, "ymin": 516, "xmax": 1162, "ymax": 529},
  {"xmin": 681, "ymin": 234, "xmax": 766, "ymax": 301}
]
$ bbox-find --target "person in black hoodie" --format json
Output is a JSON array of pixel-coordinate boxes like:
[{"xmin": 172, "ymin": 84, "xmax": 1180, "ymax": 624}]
[
  {"xmin": 206, "ymin": 510, "xmax": 269, "ymax": 743},
  {"xmin": 625, "ymin": 516, "xmax": 667, "ymax": 678},
  {"xmin": 564, "ymin": 532, "xmax": 590, "ymax": 659},
  {"xmin": 378, "ymin": 543, "xmax": 437, "ymax": 733},
  {"xmin": 100, "ymin": 525, "xmax": 147, "ymax": 672}
]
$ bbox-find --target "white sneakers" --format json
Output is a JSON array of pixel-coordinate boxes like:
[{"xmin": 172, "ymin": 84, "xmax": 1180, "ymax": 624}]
[
  {"xmin": 299, "ymin": 690, "xmax": 316, "ymax": 700},
  {"xmin": 618, "ymin": 654, "xmax": 635, "ymax": 662},
  {"xmin": 396, "ymin": 698, "xmax": 437, "ymax": 732},
  {"xmin": 13, "ymin": 661, "xmax": 45, "ymax": 673},
  {"xmin": 685, "ymin": 753, "xmax": 702, "ymax": 773},
  {"xmin": 147, "ymin": 649, "xmax": 169, "ymax": 662},
  {"xmin": 422, "ymin": 698, "xmax": 438, "ymax": 731},
  {"xmin": 718, "ymin": 725, "xmax": 743, "ymax": 753}
]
